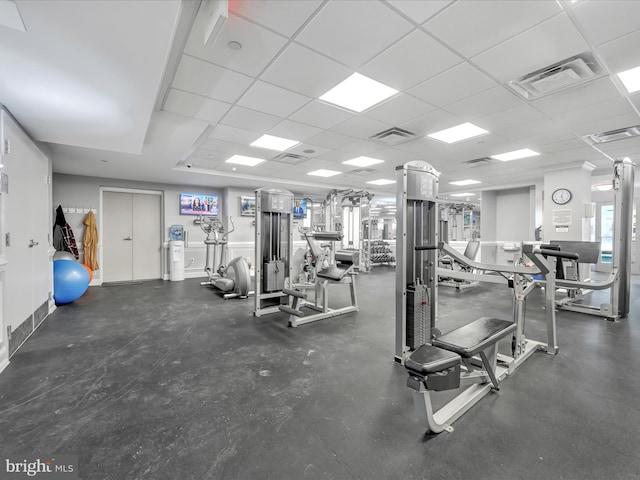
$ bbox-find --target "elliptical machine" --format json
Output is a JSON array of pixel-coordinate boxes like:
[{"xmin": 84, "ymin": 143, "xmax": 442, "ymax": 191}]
[{"xmin": 199, "ymin": 216, "xmax": 252, "ymax": 299}]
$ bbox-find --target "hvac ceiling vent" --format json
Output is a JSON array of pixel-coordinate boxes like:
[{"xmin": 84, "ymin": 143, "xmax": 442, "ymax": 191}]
[
  {"xmin": 271, "ymin": 153, "xmax": 308, "ymax": 164},
  {"xmin": 370, "ymin": 127, "xmax": 417, "ymax": 146},
  {"xmin": 584, "ymin": 125, "xmax": 640, "ymax": 144},
  {"xmin": 463, "ymin": 156, "xmax": 493, "ymax": 167},
  {"xmin": 348, "ymin": 168, "xmax": 379, "ymax": 176},
  {"xmin": 507, "ymin": 53, "xmax": 602, "ymax": 100}
]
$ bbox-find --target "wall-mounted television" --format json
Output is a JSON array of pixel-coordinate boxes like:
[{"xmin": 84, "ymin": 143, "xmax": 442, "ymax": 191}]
[
  {"xmin": 180, "ymin": 193, "xmax": 219, "ymax": 216},
  {"xmin": 293, "ymin": 198, "xmax": 307, "ymax": 219}
]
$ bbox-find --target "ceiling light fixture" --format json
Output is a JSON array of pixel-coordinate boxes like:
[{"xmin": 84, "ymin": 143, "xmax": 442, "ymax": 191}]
[
  {"xmin": 450, "ymin": 192, "xmax": 475, "ymax": 197},
  {"xmin": 342, "ymin": 156, "xmax": 384, "ymax": 167},
  {"xmin": 250, "ymin": 134, "xmax": 300, "ymax": 151},
  {"xmin": 319, "ymin": 73, "xmax": 398, "ymax": 113},
  {"xmin": 227, "ymin": 40, "xmax": 242, "ymax": 50},
  {"xmin": 308, "ymin": 169, "xmax": 341, "ymax": 177},
  {"xmin": 594, "ymin": 183, "xmax": 613, "ymax": 191},
  {"xmin": 449, "ymin": 179, "xmax": 481, "ymax": 186},
  {"xmin": 427, "ymin": 122, "xmax": 489, "ymax": 144},
  {"xmin": 366, "ymin": 179, "xmax": 396, "ymax": 185},
  {"xmin": 617, "ymin": 66, "xmax": 640, "ymax": 94},
  {"xmin": 225, "ymin": 154, "xmax": 265, "ymax": 166},
  {"xmin": 491, "ymin": 148, "xmax": 540, "ymax": 161}
]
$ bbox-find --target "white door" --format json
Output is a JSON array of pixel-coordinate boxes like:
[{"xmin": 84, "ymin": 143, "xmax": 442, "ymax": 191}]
[
  {"xmin": 594, "ymin": 202, "xmax": 614, "ymax": 273},
  {"xmin": 103, "ymin": 191, "xmax": 162, "ymax": 282}
]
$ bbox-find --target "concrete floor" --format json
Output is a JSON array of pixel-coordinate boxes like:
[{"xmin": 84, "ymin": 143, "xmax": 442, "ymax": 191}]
[{"xmin": 0, "ymin": 268, "xmax": 639, "ymax": 480}]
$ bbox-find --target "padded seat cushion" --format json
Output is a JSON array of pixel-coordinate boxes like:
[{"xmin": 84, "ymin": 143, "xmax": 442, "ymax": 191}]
[
  {"xmin": 213, "ymin": 277, "xmax": 234, "ymax": 292},
  {"xmin": 317, "ymin": 264, "xmax": 351, "ymax": 281},
  {"xmin": 405, "ymin": 344, "xmax": 461, "ymax": 375},
  {"xmin": 432, "ymin": 317, "xmax": 516, "ymax": 358}
]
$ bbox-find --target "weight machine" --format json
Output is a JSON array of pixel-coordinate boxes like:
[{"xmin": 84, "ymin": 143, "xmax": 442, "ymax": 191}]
[
  {"xmin": 199, "ymin": 216, "xmax": 251, "ymax": 299},
  {"xmin": 253, "ymin": 188, "xmax": 294, "ymax": 317}
]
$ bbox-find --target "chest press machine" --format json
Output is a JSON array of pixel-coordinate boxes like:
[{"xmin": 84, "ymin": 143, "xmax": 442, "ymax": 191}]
[{"xmin": 395, "ymin": 161, "xmax": 574, "ymax": 434}]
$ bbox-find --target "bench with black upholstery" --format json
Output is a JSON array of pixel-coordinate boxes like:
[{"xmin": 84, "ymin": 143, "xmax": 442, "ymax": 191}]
[{"xmin": 406, "ymin": 317, "xmax": 516, "ymax": 391}]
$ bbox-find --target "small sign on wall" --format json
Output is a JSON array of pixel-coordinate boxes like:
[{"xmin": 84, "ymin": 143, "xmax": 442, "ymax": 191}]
[{"xmin": 553, "ymin": 209, "xmax": 572, "ymax": 226}]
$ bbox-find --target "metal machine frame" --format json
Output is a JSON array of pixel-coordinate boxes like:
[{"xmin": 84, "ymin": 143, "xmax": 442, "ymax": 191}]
[{"xmin": 254, "ymin": 187, "xmax": 294, "ymax": 317}]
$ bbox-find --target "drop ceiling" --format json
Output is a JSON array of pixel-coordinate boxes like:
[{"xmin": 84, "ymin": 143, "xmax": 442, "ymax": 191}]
[{"xmin": 1, "ymin": 0, "xmax": 640, "ymax": 198}]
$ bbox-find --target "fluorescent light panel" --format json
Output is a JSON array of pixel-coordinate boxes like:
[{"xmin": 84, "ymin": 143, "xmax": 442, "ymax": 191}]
[
  {"xmin": 250, "ymin": 134, "xmax": 299, "ymax": 151},
  {"xmin": 450, "ymin": 193, "xmax": 475, "ymax": 197},
  {"xmin": 225, "ymin": 154, "xmax": 265, "ymax": 166},
  {"xmin": 617, "ymin": 66, "xmax": 640, "ymax": 93},
  {"xmin": 595, "ymin": 184, "xmax": 613, "ymax": 191},
  {"xmin": 366, "ymin": 179, "xmax": 396, "ymax": 185},
  {"xmin": 428, "ymin": 122, "xmax": 489, "ymax": 144},
  {"xmin": 342, "ymin": 156, "xmax": 384, "ymax": 167},
  {"xmin": 491, "ymin": 148, "xmax": 540, "ymax": 161},
  {"xmin": 308, "ymin": 169, "xmax": 341, "ymax": 177},
  {"xmin": 319, "ymin": 73, "xmax": 398, "ymax": 113},
  {"xmin": 449, "ymin": 179, "xmax": 481, "ymax": 186}
]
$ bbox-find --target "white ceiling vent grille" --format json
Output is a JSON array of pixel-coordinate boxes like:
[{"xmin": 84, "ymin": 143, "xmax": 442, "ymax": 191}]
[
  {"xmin": 271, "ymin": 153, "xmax": 308, "ymax": 164},
  {"xmin": 584, "ymin": 125, "xmax": 640, "ymax": 144},
  {"xmin": 348, "ymin": 168, "xmax": 378, "ymax": 176},
  {"xmin": 370, "ymin": 127, "xmax": 417, "ymax": 146},
  {"xmin": 507, "ymin": 53, "xmax": 602, "ymax": 100}
]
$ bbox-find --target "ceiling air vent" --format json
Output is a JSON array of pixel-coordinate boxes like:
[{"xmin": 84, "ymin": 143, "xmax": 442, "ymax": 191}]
[
  {"xmin": 507, "ymin": 53, "xmax": 602, "ymax": 100},
  {"xmin": 348, "ymin": 168, "xmax": 378, "ymax": 176},
  {"xmin": 370, "ymin": 127, "xmax": 417, "ymax": 146},
  {"xmin": 271, "ymin": 153, "xmax": 308, "ymax": 164},
  {"xmin": 463, "ymin": 157, "xmax": 493, "ymax": 167},
  {"xmin": 584, "ymin": 125, "xmax": 640, "ymax": 144}
]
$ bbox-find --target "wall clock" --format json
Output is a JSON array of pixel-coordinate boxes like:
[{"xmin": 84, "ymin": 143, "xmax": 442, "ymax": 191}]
[{"xmin": 552, "ymin": 188, "xmax": 572, "ymax": 205}]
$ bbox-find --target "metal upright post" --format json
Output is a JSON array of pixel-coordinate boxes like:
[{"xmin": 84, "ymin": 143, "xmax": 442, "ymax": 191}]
[{"xmin": 612, "ymin": 157, "xmax": 635, "ymax": 317}]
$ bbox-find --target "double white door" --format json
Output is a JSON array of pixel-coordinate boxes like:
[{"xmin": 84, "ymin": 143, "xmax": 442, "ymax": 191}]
[{"xmin": 103, "ymin": 191, "xmax": 162, "ymax": 282}]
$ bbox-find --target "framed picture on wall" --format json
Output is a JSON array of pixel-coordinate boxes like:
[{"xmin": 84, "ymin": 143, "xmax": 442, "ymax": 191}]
[{"xmin": 240, "ymin": 196, "xmax": 255, "ymax": 216}]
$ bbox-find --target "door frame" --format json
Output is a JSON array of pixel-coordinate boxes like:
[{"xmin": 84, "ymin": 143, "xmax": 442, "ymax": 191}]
[{"xmin": 99, "ymin": 187, "xmax": 164, "ymax": 284}]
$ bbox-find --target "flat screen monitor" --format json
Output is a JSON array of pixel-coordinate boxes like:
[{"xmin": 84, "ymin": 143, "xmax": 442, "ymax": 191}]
[
  {"xmin": 293, "ymin": 198, "xmax": 307, "ymax": 219},
  {"xmin": 180, "ymin": 193, "xmax": 219, "ymax": 216}
]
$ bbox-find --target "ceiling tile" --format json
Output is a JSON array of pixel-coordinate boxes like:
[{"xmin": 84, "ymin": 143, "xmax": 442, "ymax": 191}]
[
  {"xmin": 285, "ymin": 143, "xmax": 331, "ymax": 158},
  {"xmin": 289, "ymin": 100, "xmax": 355, "ymax": 129},
  {"xmin": 408, "ymin": 62, "xmax": 498, "ymax": 108},
  {"xmin": 261, "ymin": 43, "xmax": 353, "ymax": 97},
  {"xmin": 162, "ymin": 89, "xmax": 231, "ymax": 124},
  {"xmin": 199, "ymin": 137, "xmax": 245, "ymax": 155},
  {"xmin": 237, "ymin": 80, "xmax": 312, "ymax": 117},
  {"xmin": 477, "ymin": 104, "xmax": 546, "ymax": 132},
  {"xmin": 295, "ymin": 0, "xmax": 414, "ymax": 68},
  {"xmin": 331, "ymin": 115, "xmax": 392, "ymax": 139},
  {"xmin": 497, "ymin": 118, "xmax": 563, "ymax": 141},
  {"xmin": 424, "ymin": 0, "xmax": 561, "ymax": 58},
  {"xmin": 230, "ymin": 0, "xmax": 323, "ymax": 38},
  {"xmin": 399, "ymin": 108, "xmax": 462, "ymax": 137},
  {"xmin": 268, "ymin": 119, "xmax": 323, "ymax": 142},
  {"xmin": 530, "ymin": 77, "xmax": 623, "ymax": 116},
  {"xmin": 386, "ymin": 0, "xmax": 453, "ymax": 24},
  {"xmin": 359, "ymin": 29, "xmax": 462, "ymax": 91},
  {"xmin": 571, "ymin": 112, "xmax": 640, "ymax": 138},
  {"xmin": 340, "ymin": 139, "xmax": 387, "ymax": 156},
  {"xmin": 471, "ymin": 13, "xmax": 591, "ymax": 83},
  {"xmin": 307, "ymin": 130, "xmax": 357, "ymax": 150},
  {"xmin": 209, "ymin": 124, "xmax": 260, "ymax": 144},
  {"xmin": 364, "ymin": 93, "xmax": 436, "ymax": 125},
  {"xmin": 184, "ymin": 13, "xmax": 287, "ymax": 78},
  {"xmin": 571, "ymin": 0, "xmax": 640, "ymax": 47},
  {"xmin": 443, "ymin": 86, "xmax": 523, "ymax": 120},
  {"xmin": 172, "ymin": 55, "xmax": 254, "ymax": 102},
  {"xmin": 550, "ymin": 97, "xmax": 636, "ymax": 130},
  {"xmin": 220, "ymin": 105, "xmax": 282, "ymax": 132},
  {"xmin": 597, "ymin": 29, "xmax": 640, "ymax": 74}
]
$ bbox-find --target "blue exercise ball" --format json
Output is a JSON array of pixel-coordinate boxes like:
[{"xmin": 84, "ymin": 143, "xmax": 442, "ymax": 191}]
[{"xmin": 54, "ymin": 259, "xmax": 90, "ymax": 305}]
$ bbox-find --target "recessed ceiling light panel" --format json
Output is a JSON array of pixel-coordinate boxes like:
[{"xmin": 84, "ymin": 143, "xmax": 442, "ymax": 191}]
[
  {"xmin": 319, "ymin": 73, "xmax": 398, "ymax": 113},
  {"xmin": 225, "ymin": 155, "xmax": 265, "ymax": 166},
  {"xmin": 366, "ymin": 179, "xmax": 396, "ymax": 185},
  {"xmin": 491, "ymin": 148, "xmax": 540, "ymax": 161},
  {"xmin": 617, "ymin": 66, "xmax": 640, "ymax": 93},
  {"xmin": 449, "ymin": 179, "xmax": 481, "ymax": 186},
  {"xmin": 308, "ymin": 169, "xmax": 341, "ymax": 177},
  {"xmin": 450, "ymin": 192, "xmax": 475, "ymax": 197},
  {"xmin": 428, "ymin": 122, "xmax": 489, "ymax": 144},
  {"xmin": 343, "ymin": 156, "xmax": 384, "ymax": 167},
  {"xmin": 250, "ymin": 134, "xmax": 299, "ymax": 151}
]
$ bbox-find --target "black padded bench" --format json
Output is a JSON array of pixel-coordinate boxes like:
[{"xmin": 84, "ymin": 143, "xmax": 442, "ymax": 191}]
[{"xmin": 406, "ymin": 317, "xmax": 516, "ymax": 391}]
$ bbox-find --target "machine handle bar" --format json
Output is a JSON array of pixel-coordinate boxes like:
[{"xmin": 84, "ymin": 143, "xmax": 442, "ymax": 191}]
[
  {"xmin": 415, "ymin": 245, "xmax": 439, "ymax": 251},
  {"xmin": 538, "ymin": 248, "xmax": 579, "ymax": 261}
]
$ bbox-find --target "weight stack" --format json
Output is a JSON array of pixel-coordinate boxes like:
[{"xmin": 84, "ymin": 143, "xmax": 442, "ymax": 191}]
[{"xmin": 406, "ymin": 284, "xmax": 429, "ymax": 349}]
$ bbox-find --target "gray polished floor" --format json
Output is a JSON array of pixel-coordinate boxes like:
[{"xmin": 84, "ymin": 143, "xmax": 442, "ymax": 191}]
[{"xmin": 0, "ymin": 269, "xmax": 638, "ymax": 480}]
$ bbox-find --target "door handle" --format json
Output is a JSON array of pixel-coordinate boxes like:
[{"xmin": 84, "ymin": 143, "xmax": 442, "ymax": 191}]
[
  {"xmin": 123, "ymin": 236, "xmax": 133, "ymax": 241},
  {"xmin": 28, "ymin": 239, "xmax": 39, "ymax": 248}
]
